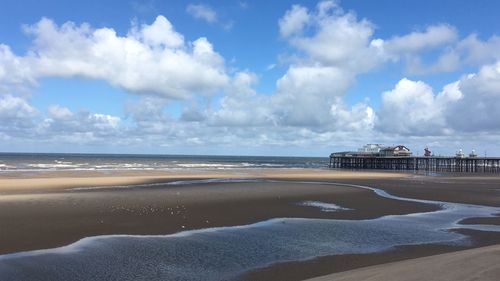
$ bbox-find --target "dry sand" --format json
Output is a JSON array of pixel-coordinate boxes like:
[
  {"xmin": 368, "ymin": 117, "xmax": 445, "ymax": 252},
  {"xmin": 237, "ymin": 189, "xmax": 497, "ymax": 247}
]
[
  {"xmin": 305, "ymin": 245, "xmax": 500, "ymax": 281},
  {"xmin": 1, "ymin": 168, "xmax": 500, "ymax": 280}
]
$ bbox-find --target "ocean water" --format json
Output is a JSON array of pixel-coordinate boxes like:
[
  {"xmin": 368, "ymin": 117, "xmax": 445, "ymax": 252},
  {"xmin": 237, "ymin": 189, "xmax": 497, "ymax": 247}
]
[
  {"xmin": 1, "ymin": 180, "xmax": 499, "ymax": 281},
  {"xmin": 0, "ymin": 153, "xmax": 328, "ymax": 171}
]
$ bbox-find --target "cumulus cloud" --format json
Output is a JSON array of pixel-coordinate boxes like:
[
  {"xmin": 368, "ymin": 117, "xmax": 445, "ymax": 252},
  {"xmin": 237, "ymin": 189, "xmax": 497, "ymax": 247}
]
[
  {"xmin": 190, "ymin": 1, "xmax": 380, "ymax": 134},
  {"xmin": 384, "ymin": 25, "xmax": 458, "ymax": 54},
  {"xmin": 377, "ymin": 61, "xmax": 500, "ymax": 136},
  {"xmin": 43, "ymin": 105, "xmax": 120, "ymax": 133},
  {"xmin": 279, "ymin": 5, "xmax": 310, "ymax": 38},
  {"xmin": 0, "ymin": 5, "xmax": 380, "ymax": 144},
  {"xmin": 273, "ymin": 65, "xmax": 352, "ymax": 127},
  {"xmin": 0, "ymin": 95, "xmax": 39, "ymax": 140},
  {"xmin": 186, "ymin": 4, "xmax": 217, "ymax": 23},
  {"xmin": 380, "ymin": 25, "xmax": 500, "ymax": 74},
  {"xmin": 456, "ymin": 34, "xmax": 500, "ymax": 65},
  {"xmin": 125, "ymin": 97, "xmax": 168, "ymax": 122},
  {"xmin": 130, "ymin": 15, "xmax": 184, "ymax": 48},
  {"xmin": 0, "ymin": 95, "xmax": 37, "ymax": 129},
  {"xmin": 376, "ymin": 24, "xmax": 460, "ymax": 74},
  {"xmin": 445, "ymin": 62, "xmax": 500, "ymax": 132},
  {"xmin": 0, "ymin": 45, "xmax": 36, "ymax": 94},
  {"xmin": 14, "ymin": 16, "xmax": 229, "ymax": 99},
  {"xmin": 0, "ymin": 96, "xmax": 122, "ymax": 145},
  {"xmin": 204, "ymin": 1, "xmax": 378, "ymax": 132},
  {"xmin": 279, "ymin": 1, "xmax": 381, "ymax": 73},
  {"xmin": 271, "ymin": 1, "xmax": 378, "ymax": 129},
  {"xmin": 377, "ymin": 78, "xmax": 449, "ymax": 135},
  {"xmin": 208, "ymin": 71, "xmax": 276, "ymax": 127},
  {"xmin": 330, "ymin": 101, "xmax": 375, "ymax": 131},
  {"xmin": 124, "ymin": 97, "xmax": 175, "ymax": 134}
]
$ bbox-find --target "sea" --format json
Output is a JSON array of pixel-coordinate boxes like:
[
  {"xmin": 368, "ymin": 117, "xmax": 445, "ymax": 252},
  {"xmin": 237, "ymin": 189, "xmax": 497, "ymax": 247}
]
[{"xmin": 0, "ymin": 153, "xmax": 329, "ymax": 172}]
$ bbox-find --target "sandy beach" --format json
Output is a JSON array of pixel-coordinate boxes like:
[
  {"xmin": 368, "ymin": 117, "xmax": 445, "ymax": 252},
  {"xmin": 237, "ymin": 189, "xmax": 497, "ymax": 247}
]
[
  {"xmin": 305, "ymin": 245, "xmax": 500, "ymax": 281},
  {"xmin": 1, "ymin": 169, "xmax": 500, "ymax": 280}
]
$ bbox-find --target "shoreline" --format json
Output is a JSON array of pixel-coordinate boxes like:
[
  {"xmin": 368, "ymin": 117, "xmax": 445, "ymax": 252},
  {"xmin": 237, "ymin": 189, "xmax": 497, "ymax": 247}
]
[{"xmin": 1, "ymin": 169, "xmax": 500, "ymax": 280}]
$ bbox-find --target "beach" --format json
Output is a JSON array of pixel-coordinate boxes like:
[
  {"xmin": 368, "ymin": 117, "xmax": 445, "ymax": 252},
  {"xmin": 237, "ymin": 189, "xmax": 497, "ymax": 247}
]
[
  {"xmin": 1, "ymin": 168, "xmax": 500, "ymax": 280},
  {"xmin": 305, "ymin": 244, "xmax": 500, "ymax": 281}
]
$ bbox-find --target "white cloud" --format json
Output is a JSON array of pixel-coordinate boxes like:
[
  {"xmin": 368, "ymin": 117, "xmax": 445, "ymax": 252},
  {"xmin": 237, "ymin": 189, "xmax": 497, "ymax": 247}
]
[
  {"xmin": 43, "ymin": 105, "xmax": 121, "ymax": 134},
  {"xmin": 276, "ymin": 65, "xmax": 350, "ymax": 98},
  {"xmin": 380, "ymin": 26, "xmax": 500, "ymax": 75},
  {"xmin": 186, "ymin": 4, "xmax": 217, "ymax": 23},
  {"xmin": 279, "ymin": 4, "xmax": 310, "ymax": 38},
  {"xmin": 377, "ymin": 61, "xmax": 500, "ymax": 135},
  {"xmin": 0, "ymin": 95, "xmax": 37, "ymax": 139},
  {"xmin": 205, "ymin": 1, "xmax": 378, "ymax": 132},
  {"xmin": 384, "ymin": 24, "xmax": 458, "ymax": 54},
  {"xmin": 0, "ymin": 95, "xmax": 37, "ymax": 123},
  {"xmin": 271, "ymin": 1, "xmax": 378, "ymax": 129},
  {"xmin": 377, "ymin": 78, "xmax": 448, "ymax": 135},
  {"xmin": 273, "ymin": 65, "xmax": 352, "ymax": 127},
  {"xmin": 456, "ymin": 34, "xmax": 500, "ymax": 65},
  {"xmin": 208, "ymin": 71, "xmax": 277, "ymax": 127},
  {"xmin": 16, "ymin": 16, "xmax": 229, "ymax": 99},
  {"xmin": 125, "ymin": 97, "xmax": 168, "ymax": 122},
  {"xmin": 445, "ymin": 62, "xmax": 500, "ymax": 132},
  {"xmin": 0, "ymin": 45, "xmax": 35, "ymax": 94},
  {"xmin": 378, "ymin": 24, "xmax": 460, "ymax": 74},
  {"xmin": 48, "ymin": 105, "xmax": 73, "ymax": 120},
  {"xmin": 130, "ymin": 15, "xmax": 184, "ymax": 48},
  {"xmin": 330, "ymin": 101, "xmax": 375, "ymax": 131},
  {"xmin": 288, "ymin": 5, "xmax": 379, "ymax": 72},
  {"xmin": 89, "ymin": 114, "xmax": 120, "ymax": 130}
]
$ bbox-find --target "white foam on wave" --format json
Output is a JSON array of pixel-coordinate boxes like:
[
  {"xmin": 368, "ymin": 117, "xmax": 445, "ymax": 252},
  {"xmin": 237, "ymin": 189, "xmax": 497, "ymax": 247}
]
[
  {"xmin": 54, "ymin": 160, "xmax": 73, "ymax": 164},
  {"xmin": 175, "ymin": 163, "xmax": 241, "ymax": 168},
  {"xmin": 27, "ymin": 163, "xmax": 77, "ymax": 169}
]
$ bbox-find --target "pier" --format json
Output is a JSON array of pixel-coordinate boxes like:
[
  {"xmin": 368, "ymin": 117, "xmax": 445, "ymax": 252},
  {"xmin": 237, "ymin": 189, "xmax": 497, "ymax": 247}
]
[{"xmin": 329, "ymin": 155, "xmax": 500, "ymax": 173}]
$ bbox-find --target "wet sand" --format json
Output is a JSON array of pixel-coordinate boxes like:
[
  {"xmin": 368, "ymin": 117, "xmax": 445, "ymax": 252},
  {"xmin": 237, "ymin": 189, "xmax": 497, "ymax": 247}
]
[{"xmin": 1, "ymin": 169, "xmax": 499, "ymax": 280}]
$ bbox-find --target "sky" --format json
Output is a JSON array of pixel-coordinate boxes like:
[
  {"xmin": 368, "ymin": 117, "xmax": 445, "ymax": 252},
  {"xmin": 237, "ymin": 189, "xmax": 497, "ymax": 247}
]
[{"xmin": 1, "ymin": 0, "xmax": 500, "ymax": 156}]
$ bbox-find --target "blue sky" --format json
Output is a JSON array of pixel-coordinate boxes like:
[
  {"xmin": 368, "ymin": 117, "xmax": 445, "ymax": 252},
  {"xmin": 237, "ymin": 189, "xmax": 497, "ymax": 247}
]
[{"xmin": 0, "ymin": 0, "xmax": 500, "ymax": 156}]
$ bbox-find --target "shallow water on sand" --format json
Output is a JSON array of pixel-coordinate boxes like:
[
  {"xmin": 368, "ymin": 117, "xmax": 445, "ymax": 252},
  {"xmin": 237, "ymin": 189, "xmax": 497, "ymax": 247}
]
[{"xmin": 1, "ymin": 180, "xmax": 499, "ymax": 281}]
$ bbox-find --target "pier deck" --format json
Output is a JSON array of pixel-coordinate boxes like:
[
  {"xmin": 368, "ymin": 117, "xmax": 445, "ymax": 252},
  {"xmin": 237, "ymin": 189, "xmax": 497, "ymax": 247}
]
[{"xmin": 329, "ymin": 155, "xmax": 500, "ymax": 173}]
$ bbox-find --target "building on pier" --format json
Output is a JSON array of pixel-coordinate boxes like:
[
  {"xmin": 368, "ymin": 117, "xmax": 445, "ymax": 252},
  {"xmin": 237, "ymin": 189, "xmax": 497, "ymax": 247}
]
[
  {"xmin": 379, "ymin": 145, "xmax": 412, "ymax": 157},
  {"xmin": 333, "ymin": 144, "xmax": 412, "ymax": 158},
  {"xmin": 358, "ymin": 144, "xmax": 385, "ymax": 154}
]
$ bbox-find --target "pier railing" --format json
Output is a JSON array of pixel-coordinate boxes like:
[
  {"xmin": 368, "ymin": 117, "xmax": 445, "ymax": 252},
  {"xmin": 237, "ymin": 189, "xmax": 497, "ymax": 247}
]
[{"xmin": 328, "ymin": 155, "xmax": 500, "ymax": 173}]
